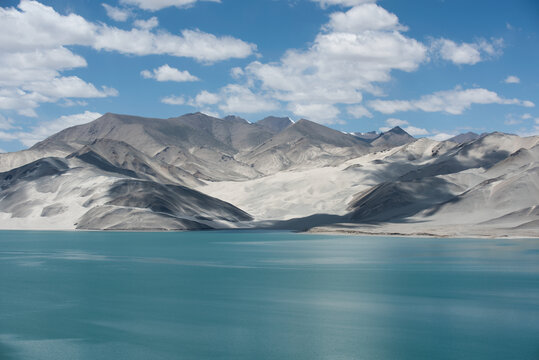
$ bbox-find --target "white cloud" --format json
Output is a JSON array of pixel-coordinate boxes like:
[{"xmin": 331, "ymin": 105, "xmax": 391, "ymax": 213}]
[
  {"xmin": 23, "ymin": 76, "xmax": 118, "ymax": 99},
  {"xmin": 2, "ymin": 1, "xmax": 255, "ymax": 62},
  {"xmin": 60, "ymin": 99, "xmax": 89, "ymax": 107},
  {"xmin": 312, "ymin": 0, "xmax": 375, "ymax": 8},
  {"xmin": 0, "ymin": 0, "xmax": 255, "ymax": 114},
  {"xmin": 161, "ymin": 95, "xmax": 185, "ymax": 105},
  {"xmin": 14, "ymin": 111, "xmax": 102, "ymax": 147},
  {"xmin": 93, "ymin": 28, "xmax": 256, "ymax": 63},
  {"xmin": 102, "ymin": 4, "xmax": 131, "ymax": 22},
  {"xmin": 521, "ymin": 113, "xmax": 532, "ymax": 119},
  {"xmin": 188, "ymin": 90, "xmax": 220, "ymax": 107},
  {"xmin": 141, "ymin": 64, "xmax": 199, "ymax": 82},
  {"xmin": 431, "ymin": 38, "xmax": 503, "ymax": 65},
  {"xmin": 179, "ymin": 1, "xmax": 427, "ymax": 124},
  {"xmin": 183, "ymin": 86, "xmax": 278, "ymax": 114},
  {"xmin": 504, "ymin": 118, "xmax": 522, "ymax": 125},
  {"xmin": 326, "ymin": 3, "xmax": 406, "ymax": 33},
  {"xmin": 237, "ymin": 4, "xmax": 425, "ymax": 123},
  {"xmin": 385, "ymin": 118, "xmax": 408, "ymax": 127},
  {"xmin": 369, "ymin": 87, "xmax": 535, "ymax": 115},
  {"xmin": 347, "ymin": 105, "xmax": 372, "ymax": 118},
  {"xmin": 404, "ymin": 126, "xmax": 429, "ymax": 136},
  {"xmin": 0, "ymin": 115, "xmax": 17, "ymax": 130},
  {"xmin": 0, "ymin": 131, "xmax": 19, "ymax": 141},
  {"xmin": 504, "ymin": 75, "xmax": 520, "ymax": 84},
  {"xmin": 288, "ymin": 103, "xmax": 341, "ymax": 124},
  {"xmin": 120, "ymin": 0, "xmax": 220, "ymax": 11},
  {"xmin": 134, "ymin": 16, "xmax": 158, "ymax": 30},
  {"xmin": 217, "ymin": 85, "xmax": 279, "ymax": 114},
  {"xmin": 0, "ymin": 1, "xmax": 114, "ymax": 114},
  {"xmin": 230, "ymin": 67, "xmax": 244, "ymax": 79}
]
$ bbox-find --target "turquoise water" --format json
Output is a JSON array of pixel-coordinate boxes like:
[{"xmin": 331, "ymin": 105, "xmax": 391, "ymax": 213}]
[{"xmin": 0, "ymin": 231, "xmax": 538, "ymax": 359}]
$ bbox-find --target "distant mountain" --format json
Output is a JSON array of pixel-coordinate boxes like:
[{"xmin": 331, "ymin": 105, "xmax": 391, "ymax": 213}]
[
  {"xmin": 237, "ymin": 119, "xmax": 370, "ymax": 174},
  {"xmin": 370, "ymin": 126, "xmax": 415, "ymax": 149},
  {"xmin": 32, "ymin": 112, "xmax": 273, "ymax": 181},
  {"xmin": 0, "ymin": 112, "xmax": 537, "ymax": 236},
  {"xmin": 447, "ymin": 132, "xmax": 484, "ymax": 144},
  {"xmin": 256, "ymin": 116, "xmax": 293, "ymax": 133},
  {"xmin": 352, "ymin": 131, "xmax": 379, "ymax": 142}
]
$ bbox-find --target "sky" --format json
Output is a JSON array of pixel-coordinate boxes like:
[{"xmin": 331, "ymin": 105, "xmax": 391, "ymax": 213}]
[{"xmin": 0, "ymin": 0, "xmax": 538, "ymax": 152}]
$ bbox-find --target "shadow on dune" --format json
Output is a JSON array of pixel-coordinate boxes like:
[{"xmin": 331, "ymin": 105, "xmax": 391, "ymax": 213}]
[
  {"xmin": 255, "ymin": 214, "xmax": 348, "ymax": 231},
  {"xmin": 253, "ymin": 177, "xmax": 460, "ymax": 231}
]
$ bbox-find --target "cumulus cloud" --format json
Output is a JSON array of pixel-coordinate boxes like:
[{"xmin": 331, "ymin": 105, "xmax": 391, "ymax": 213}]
[
  {"xmin": 23, "ymin": 77, "xmax": 118, "ymax": 99},
  {"xmin": 404, "ymin": 126, "xmax": 429, "ymax": 136},
  {"xmin": 92, "ymin": 28, "xmax": 256, "ymax": 62},
  {"xmin": 504, "ymin": 118, "xmax": 522, "ymax": 126},
  {"xmin": 141, "ymin": 64, "xmax": 199, "ymax": 82},
  {"xmin": 347, "ymin": 105, "xmax": 372, "ymax": 118},
  {"xmin": 188, "ymin": 90, "xmax": 220, "ymax": 107},
  {"xmin": 326, "ymin": 3, "xmax": 406, "ymax": 33},
  {"xmin": 102, "ymin": 4, "xmax": 131, "ymax": 21},
  {"xmin": 431, "ymin": 38, "xmax": 503, "ymax": 65},
  {"xmin": 369, "ymin": 87, "xmax": 535, "ymax": 115},
  {"xmin": 312, "ymin": 0, "xmax": 375, "ymax": 8},
  {"xmin": 0, "ymin": 0, "xmax": 255, "ymax": 115},
  {"xmin": 385, "ymin": 118, "xmax": 408, "ymax": 127},
  {"xmin": 217, "ymin": 85, "xmax": 279, "ymax": 114},
  {"xmin": 14, "ymin": 111, "xmax": 102, "ymax": 146},
  {"xmin": 0, "ymin": 115, "xmax": 17, "ymax": 131},
  {"xmin": 504, "ymin": 75, "xmax": 520, "ymax": 84},
  {"xmin": 288, "ymin": 103, "xmax": 341, "ymax": 124},
  {"xmin": 180, "ymin": 85, "xmax": 279, "ymax": 114},
  {"xmin": 227, "ymin": 3, "xmax": 425, "ymax": 123},
  {"xmin": 134, "ymin": 16, "xmax": 158, "ymax": 30},
  {"xmin": 175, "ymin": 1, "xmax": 430, "ymax": 123},
  {"xmin": 161, "ymin": 95, "xmax": 185, "ymax": 105},
  {"xmin": 120, "ymin": 0, "xmax": 220, "ymax": 11}
]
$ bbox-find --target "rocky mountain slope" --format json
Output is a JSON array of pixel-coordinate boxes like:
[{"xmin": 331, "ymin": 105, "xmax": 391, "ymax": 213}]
[{"xmin": 0, "ymin": 112, "xmax": 537, "ymax": 236}]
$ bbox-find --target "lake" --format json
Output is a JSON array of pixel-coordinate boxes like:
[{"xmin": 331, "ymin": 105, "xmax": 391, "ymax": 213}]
[{"xmin": 0, "ymin": 231, "xmax": 538, "ymax": 359}]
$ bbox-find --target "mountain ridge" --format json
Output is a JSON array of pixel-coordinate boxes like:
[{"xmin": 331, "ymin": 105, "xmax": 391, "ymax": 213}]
[{"xmin": 0, "ymin": 112, "xmax": 537, "ymax": 237}]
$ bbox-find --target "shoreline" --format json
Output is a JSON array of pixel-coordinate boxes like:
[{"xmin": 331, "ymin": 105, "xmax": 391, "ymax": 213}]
[
  {"xmin": 306, "ymin": 226, "xmax": 539, "ymax": 239},
  {"xmin": 0, "ymin": 226, "xmax": 537, "ymax": 239}
]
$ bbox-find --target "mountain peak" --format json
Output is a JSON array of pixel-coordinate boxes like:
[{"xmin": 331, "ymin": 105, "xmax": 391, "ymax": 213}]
[
  {"xmin": 448, "ymin": 132, "xmax": 481, "ymax": 144},
  {"xmin": 387, "ymin": 126, "xmax": 407, "ymax": 135},
  {"xmin": 371, "ymin": 126, "xmax": 414, "ymax": 148},
  {"xmin": 256, "ymin": 116, "xmax": 293, "ymax": 133},
  {"xmin": 223, "ymin": 115, "xmax": 249, "ymax": 124}
]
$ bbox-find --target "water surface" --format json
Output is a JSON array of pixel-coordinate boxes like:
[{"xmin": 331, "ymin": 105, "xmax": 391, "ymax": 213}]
[{"xmin": 1, "ymin": 231, "xmax": 538, "ymax": 359}]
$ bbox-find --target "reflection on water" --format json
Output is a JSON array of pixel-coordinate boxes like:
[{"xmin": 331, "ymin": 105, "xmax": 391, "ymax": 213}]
[{"xmin": 0, "ymin": 231, "xmax": 538, "ymax": 360}]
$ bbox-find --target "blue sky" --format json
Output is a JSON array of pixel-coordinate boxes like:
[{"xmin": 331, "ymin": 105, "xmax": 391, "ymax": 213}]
[{"xmin": 0, "ymin": 0, "xmax": 538, "ymax": 152}]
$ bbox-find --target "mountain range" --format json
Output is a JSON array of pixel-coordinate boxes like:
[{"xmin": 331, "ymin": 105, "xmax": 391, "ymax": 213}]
[{"xmin": 0, "ymin": 112, "xmax": 537, "ymax": 237}]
